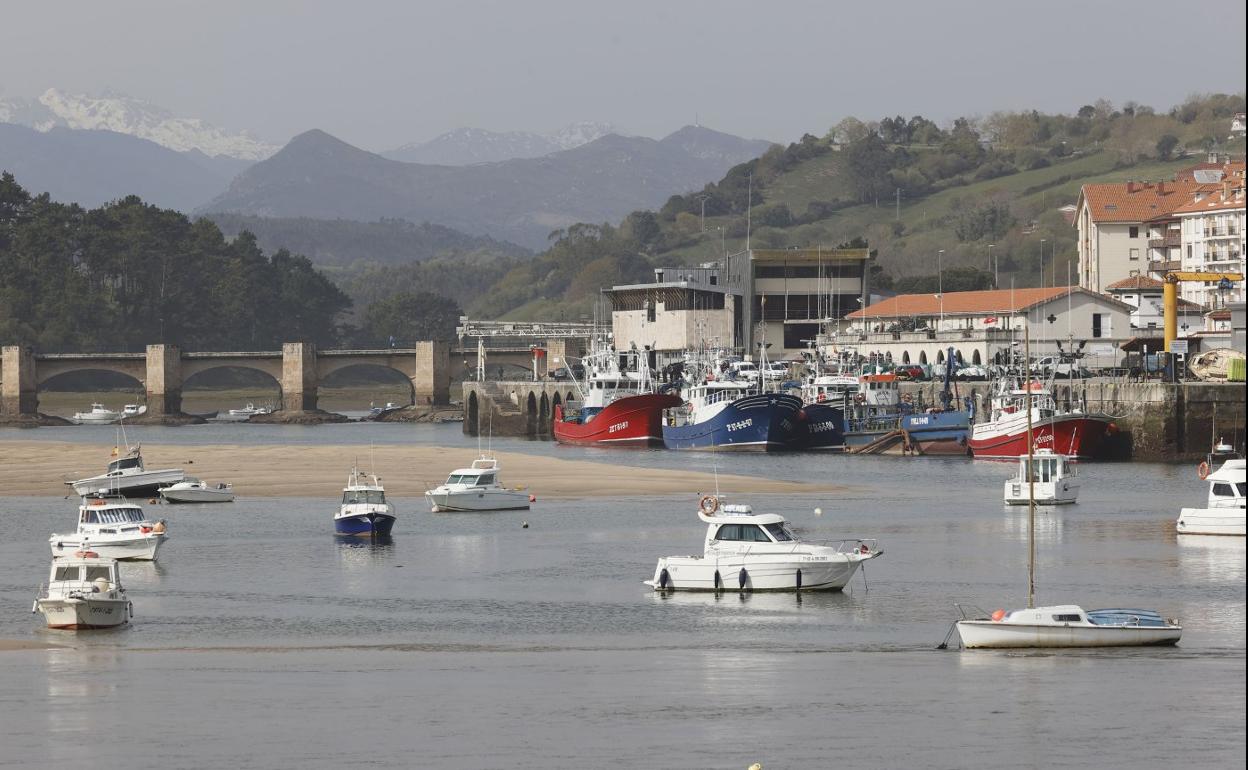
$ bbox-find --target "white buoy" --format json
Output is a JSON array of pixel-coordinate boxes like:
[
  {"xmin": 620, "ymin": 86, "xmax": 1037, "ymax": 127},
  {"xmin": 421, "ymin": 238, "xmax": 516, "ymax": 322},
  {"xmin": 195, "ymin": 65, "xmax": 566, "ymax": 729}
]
[
  {"xmin": 814, "ymin": 507, "xmax": 823, "ymax": 516},
  {"xmin": 521, "ymin": 521, "xmax": 529, "ymax": 529},
  {"xmin": 749, "ymin": 764, "xmax": 763, "ymax": 770}
]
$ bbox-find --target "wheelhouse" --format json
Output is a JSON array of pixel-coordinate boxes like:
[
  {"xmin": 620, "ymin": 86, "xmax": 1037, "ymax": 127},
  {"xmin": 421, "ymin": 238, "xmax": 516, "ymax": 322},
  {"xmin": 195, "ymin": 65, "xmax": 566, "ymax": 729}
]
[
  {"xmin": 106, "ymin": 456, "xmax": 144, "ymax": 474},
  {"xmin": 79, "ymin": 505, "xmax": 147, "ymax": 525},
  {"xmin": 343, "ymin": 489, "xmax": 387, "ymax": 505}
]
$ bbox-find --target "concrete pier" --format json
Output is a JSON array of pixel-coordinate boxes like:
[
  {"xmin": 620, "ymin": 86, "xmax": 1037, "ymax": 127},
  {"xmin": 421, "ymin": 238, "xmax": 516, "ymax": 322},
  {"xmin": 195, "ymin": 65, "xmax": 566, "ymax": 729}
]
[{"xmin": 462, "ymin": 381, "xmax": 580, "ymax": 438}]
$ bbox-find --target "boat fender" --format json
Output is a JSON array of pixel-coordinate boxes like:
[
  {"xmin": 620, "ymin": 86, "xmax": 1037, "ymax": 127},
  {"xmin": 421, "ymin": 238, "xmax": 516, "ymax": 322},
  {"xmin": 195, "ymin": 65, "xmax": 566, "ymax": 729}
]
[
  {"xmin": 659, "ymin": 568, "xmax": 670, "ymax": 590},
  {"xmin": 1197, "ymin": 461, "xmax": 1210, "ymax": 480},
  {"xmin": 699, "ymin": 495, "xmax": 719, "ymax": 515},
  {"xmin": 795, "ymin": 569, "xmax": 802, "ymax": 590},
  {"xmin": 738, "ymin": 568, "xmax": 748, "ymax": 590},
  {"xmin": 528, "ymin": 494, "xmax": 536, "ymax": 503},
  {"xmin": 991, "ymin": 609, "xmax": 1006, "ymax": 622},
  {"xmin": 713, "ymin": 570, "xmax": 721, "ymax": 591},
  {"xmin": 152, "ymin": 521, "xmax": 166, "ymax": 534}
]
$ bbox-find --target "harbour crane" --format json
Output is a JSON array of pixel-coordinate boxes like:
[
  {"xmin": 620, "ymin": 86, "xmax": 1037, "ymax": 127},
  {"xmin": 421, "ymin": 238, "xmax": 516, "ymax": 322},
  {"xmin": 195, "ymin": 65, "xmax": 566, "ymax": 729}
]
[{"xmin": 1163, "ymin": 271, "xmax": 1243, "ymax": 352}]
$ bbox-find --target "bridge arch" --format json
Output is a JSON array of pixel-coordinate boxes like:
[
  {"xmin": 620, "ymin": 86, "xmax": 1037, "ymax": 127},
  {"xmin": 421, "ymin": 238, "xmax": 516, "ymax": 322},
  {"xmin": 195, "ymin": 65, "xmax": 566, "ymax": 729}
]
[
  {"xmin": 317, "ymin": 363, "xmax": 415, "ymax": 410},
  {"xmin": 181, "ymin": 363, "xmax": 283, "ymax": 410},
  {"xmin": 37, "ymin": 368, "xmax": 145, "ymax": 416},
  {"xmin": 466, "ymin": 391, "xmax": 480, "ymax": 436}
]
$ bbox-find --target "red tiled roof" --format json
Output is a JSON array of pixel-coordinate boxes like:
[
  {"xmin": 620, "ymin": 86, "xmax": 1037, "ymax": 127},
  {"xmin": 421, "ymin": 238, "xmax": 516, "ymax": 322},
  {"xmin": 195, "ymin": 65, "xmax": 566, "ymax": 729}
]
[
  {"xmin": 1078, "ymin": 180, "xmax": 1202, "ymax": 223},
  {"xmin": 1106, "ymin": 275, "xmax": 1163, "ymax": 291},
  {"xmin": 846, "ymin": 286, "xmax": 1119, "ymax": 319},
  {"xmin": 1171, "ymin": 187, "xmax": 1246, "ymax": 215}
]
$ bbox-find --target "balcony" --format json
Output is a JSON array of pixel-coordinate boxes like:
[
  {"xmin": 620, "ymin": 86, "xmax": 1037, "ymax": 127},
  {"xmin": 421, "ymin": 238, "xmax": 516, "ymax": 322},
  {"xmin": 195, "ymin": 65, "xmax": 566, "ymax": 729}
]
[
  {"xmin": 1206, "ymin": 226, "xmax": 1241, "ymax": 238},
  {"xmin": 1148, "ymin": 234, "xmax": 1181, "ymax": 249}
]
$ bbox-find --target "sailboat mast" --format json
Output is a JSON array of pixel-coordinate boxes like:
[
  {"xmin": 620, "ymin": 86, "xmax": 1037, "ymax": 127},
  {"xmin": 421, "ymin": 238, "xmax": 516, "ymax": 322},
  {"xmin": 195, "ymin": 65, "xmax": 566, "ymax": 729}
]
[{"xmin": 1025, "ymin": 324, "xmax": 1036, "ymax": 609}]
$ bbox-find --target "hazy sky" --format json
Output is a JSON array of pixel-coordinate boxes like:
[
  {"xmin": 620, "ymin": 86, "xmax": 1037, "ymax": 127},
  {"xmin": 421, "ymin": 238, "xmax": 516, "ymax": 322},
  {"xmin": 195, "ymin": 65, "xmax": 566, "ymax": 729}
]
[{"xmin": 3, "ymin": 0, "xmax": 1244, "ymax": 150}]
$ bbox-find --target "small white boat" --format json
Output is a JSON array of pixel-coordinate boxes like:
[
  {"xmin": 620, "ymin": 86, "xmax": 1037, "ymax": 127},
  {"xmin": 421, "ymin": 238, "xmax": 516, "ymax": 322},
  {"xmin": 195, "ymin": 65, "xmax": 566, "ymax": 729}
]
[
  {"xmin": 228, "ymin": 402, "xmax": 272, "ymax": 418},
  {"xmin": 1004, "ymin": 449, "xmax": 1080, "ymax": 505},
  {"xmin": 335, "ymin": 466, "xmax": 396, "ymax": 536},
  {"xmin": 122, "ymin": 404, "xmax": 147, "ymax": 417},
  {"xmin": 425, "ymin": 456, "xmax": 531, "ymax": 512},
  {"xmin": 71, "ymin": 403, "xmax": 122, "ymax": 425},
  {"xmin": 1177, "ymin": 457, "xmax": 1245, "ymax": 536},
  {"xmin": 954, "ymin": 605, "xmax": 1182, "ymax": 648},
  {"xmin": 50, "ymin": 495, "xmax": 167, "ymax": 561},
  {"xmin": 369, "ymin": 401, "xmax": 403, "ymax": 417},
  {"xmin": 643, "ymin": 497, "xmax": 881, "ymax": 592},
  {"xmin": 67, "ymin": 444, "xmax": 185, "ymax": 497},
  {"xmin": 160, "ymin": 478, "xmax": 235, "ymax": 504},
  {"xmin": 33, "ymin": 553, "xmax": 132, "ymax": 630}
]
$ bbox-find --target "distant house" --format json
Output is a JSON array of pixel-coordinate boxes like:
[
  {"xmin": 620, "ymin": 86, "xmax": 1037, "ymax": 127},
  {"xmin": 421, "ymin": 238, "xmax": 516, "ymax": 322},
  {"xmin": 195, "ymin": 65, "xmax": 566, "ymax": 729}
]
[
  {"xmin": 1231, "ymin": 113, "xmax": 1246, "ymax": 139},
  {"xmin": 1104, "ymin": 275, "xmax": 1204, "ymax": 332}
]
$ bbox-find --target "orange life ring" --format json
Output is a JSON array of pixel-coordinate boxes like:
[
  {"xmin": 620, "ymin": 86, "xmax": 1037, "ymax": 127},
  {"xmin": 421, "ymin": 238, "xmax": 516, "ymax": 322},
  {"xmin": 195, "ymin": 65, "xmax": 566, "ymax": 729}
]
[
  {"xmin": 89, "ymin": 498, "xmax": 105, "ymax": 506},
  {"xmin": 853, "ymin": 393, "xmax": 866, "ymax": 404},
  {"xmin": 699, "ymin": 495, "xmax": 719, "ymax": 515},
  {"xmin": 816, "ymin": 392, "xmax": 827, "ymax": 403},
  {"xmin": 1197, "ymin": 461, "xmax": 1210, "ymax": 480},
  {"xmin": 74, "ymin": 550, "xmax": 99, "ymax": 558}
]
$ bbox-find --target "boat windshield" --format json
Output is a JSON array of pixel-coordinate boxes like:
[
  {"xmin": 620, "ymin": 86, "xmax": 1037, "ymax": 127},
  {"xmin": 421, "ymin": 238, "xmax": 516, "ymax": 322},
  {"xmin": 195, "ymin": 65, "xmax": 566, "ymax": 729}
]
[
  {"xmin": 82, "ymin": 507, "xmax": 146, "ymax": 524},
  {"xmin": 1022, "ymin": 457, "xmax": 1060, "ymax": 482},
  {"xmin": 763, "ymin": 522, "xmax": 794, "ymax": 542},
  {"xmin": 53, "ymin": 566, "xmax": 81, "ymax": 582},
  {"xmin": 107, "ymin": 457, "xmax": 143, "ymax": 474},
  {"xmin": 714, "ymin": 523, "xmax": 773, "ymax": 542},
  {"xmin": 445, "ymin": 473, "xmax": 480, "ymax": 485},
  {"xmin": 343, "ymin": 490, "xmax": 386, "ymax": 504}
]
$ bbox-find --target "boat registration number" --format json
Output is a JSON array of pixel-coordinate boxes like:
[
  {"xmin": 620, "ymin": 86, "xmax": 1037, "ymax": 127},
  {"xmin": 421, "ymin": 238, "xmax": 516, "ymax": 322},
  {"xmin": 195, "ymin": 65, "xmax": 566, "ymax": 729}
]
[
  {"xmin": 1035, "ymin": 433, "xmax": 1054, "ymax": 445},
  {"xmin": 910, "ymin": 416, "xmax": 930, "ymax": 426},
  {"xmin": 726, "ymin": 419, "xmax": 753, "ymax": 431},
  {"xmin": 608, "ymin": 421, "xmax": 629, "ymax": 433},
  {"xmin": 810, "ymin": 421, "xmax": 837, "ymax": 434}
]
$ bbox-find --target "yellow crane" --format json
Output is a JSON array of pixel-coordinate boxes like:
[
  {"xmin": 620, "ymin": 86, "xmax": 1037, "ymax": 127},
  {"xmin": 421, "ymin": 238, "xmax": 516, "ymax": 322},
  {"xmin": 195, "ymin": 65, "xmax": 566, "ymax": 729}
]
[{"xmin": 1163, "ymin": 271, "xmax": 1244, "ymax": 351}]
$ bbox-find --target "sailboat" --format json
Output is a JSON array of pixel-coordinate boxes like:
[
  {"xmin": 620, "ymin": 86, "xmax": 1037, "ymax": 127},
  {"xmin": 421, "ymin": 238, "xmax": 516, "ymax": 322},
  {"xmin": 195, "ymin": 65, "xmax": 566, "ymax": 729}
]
[{"xmin": 952, "ymin": 327, "xmax": 1182, "ymax": 649}]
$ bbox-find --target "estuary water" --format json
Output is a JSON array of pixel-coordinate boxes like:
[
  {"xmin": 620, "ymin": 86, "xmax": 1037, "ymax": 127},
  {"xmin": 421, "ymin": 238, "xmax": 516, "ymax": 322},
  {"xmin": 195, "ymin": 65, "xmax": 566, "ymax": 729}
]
[{"xmin": 0, "ymin": 423, "xmax": 1244, "ymax": 769}]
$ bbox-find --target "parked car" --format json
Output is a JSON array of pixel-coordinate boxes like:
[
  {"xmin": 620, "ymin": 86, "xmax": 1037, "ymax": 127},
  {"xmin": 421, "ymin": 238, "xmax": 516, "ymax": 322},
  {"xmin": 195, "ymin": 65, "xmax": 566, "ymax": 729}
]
[
  {"xmin": 893, "ymin": 364, "xmax": 926, "ymax": 381},
  {"xmin": 956, "ymin": 365, "xmax": 989, "ymax": 381}
]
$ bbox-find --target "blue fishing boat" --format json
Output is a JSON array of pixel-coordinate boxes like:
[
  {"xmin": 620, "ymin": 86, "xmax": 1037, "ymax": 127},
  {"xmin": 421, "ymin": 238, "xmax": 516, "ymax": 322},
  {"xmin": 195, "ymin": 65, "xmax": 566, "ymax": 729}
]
[
  {"xmin": 334, "ymin": 466, "xmax": 396, "ymax": 536},
  {"xmin": 792, "ymin": 373, "xmax": 856, "ymax": 450},
  {"xmin": 663, "ymin": 380, "xmax": 803, "ymax": 451}
]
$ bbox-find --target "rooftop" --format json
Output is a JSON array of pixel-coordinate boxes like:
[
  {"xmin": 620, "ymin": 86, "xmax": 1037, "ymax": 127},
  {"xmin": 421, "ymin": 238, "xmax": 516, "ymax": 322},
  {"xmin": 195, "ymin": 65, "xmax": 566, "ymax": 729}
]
[
  {"xmin": 846, "ymin": 286, "xmax": 1123, "ymax": 319},
  {"xmin": 1106, "ymin": 275, "xmax": 1164, "ymax": 291},
  {"xmin": 1078, "ymin": 179, "xmax": 1202, "ymax": 223}
]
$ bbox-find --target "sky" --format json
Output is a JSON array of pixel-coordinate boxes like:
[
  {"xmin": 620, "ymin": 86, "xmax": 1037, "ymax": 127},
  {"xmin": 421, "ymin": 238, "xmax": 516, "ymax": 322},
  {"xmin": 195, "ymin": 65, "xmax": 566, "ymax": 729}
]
[{"xmin": 2, "ymin": 0, "xmax": 1245, "ymax": 151}]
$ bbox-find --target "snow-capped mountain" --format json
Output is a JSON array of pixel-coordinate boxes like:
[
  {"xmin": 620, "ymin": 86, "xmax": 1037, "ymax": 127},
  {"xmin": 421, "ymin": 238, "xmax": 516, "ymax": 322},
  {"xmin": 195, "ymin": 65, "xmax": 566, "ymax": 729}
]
[
  {"xmin": 382, "ymin": 121, "xmax": 618, "ymax": 165},
  {"xmin": 0, "ymin": 88, "xmax": 278, "ymax": 161}
]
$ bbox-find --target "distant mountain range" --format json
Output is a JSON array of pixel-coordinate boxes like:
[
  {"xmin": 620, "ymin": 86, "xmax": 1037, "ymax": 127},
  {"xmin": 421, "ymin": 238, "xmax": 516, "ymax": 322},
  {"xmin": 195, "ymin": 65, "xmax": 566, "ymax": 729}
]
[
  {"xmin": 201, "ymin": 126, "xmax": 773, "ymax": 248},
  {"xmin": 0, "ymin": 88, "xmax": 278, "ymax": 160},
  {"xmin": 382, "ymin": 122, "xmax": 617, "ymax": 165}
]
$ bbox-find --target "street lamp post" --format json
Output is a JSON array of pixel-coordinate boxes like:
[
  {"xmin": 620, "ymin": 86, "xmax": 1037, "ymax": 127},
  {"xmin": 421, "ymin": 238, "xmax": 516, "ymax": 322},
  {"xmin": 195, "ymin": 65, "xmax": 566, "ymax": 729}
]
[
  {"xmin": 937, "ymin": 249, "xmax": 945, "ymax": 331},
  {"xmin": 988, "ymin": 244, "xmax": 996, "ymax": 287}
]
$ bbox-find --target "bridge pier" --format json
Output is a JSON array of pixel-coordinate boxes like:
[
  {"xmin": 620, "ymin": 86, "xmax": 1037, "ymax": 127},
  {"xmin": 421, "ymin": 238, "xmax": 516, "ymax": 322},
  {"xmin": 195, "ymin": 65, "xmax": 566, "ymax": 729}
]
[
  {"xmin": 282, "ymin": 342, "xmax": 318, "ymax": 411},
  {"xmin": 1, "ymin": 345, "xmax": 37, "ymax": 416},
  {"xmin": 413, "ymin": 341, "xmax": 451, "ymax": 405},
  {"xmin": 145, "ymin": 344, "xmax": 182, "ymax": 416}
]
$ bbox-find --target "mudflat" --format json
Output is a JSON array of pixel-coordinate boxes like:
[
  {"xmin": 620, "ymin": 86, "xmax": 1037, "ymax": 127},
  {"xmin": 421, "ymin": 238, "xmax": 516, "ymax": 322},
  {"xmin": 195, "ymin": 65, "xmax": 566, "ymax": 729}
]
[{"xmin": 0, "ymin": 441, "xmax": 837, "ymax": 499}]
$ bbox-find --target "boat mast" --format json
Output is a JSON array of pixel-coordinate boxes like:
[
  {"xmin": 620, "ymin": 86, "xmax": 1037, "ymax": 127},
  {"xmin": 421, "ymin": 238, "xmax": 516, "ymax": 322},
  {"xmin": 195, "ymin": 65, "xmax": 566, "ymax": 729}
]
[{"xmin": 1025, "ymin": 323, "xmax": 1036, "ymax": 610}]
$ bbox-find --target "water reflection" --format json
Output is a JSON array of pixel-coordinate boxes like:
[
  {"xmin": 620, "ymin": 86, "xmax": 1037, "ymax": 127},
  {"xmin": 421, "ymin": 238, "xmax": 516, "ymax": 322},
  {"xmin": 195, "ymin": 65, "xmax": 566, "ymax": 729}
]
[
  {"xmin": 1177, "ymin": 535, "xmax": 1247, "ymax": 584},
  {"xmin": 43, "ymin": 647, "xmax": 124, "ymax": 766},
  {"xmin": 1001, "ymin": 507, "xmax": 1065, "ymax": 545}
]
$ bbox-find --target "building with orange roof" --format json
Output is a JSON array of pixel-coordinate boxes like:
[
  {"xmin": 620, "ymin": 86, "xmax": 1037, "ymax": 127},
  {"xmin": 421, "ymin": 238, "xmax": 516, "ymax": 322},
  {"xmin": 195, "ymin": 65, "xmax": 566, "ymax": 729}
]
[
  {"xmin": 1172, "ymin": 170, "xmax": 1245, "ymax": 308},
  {"xmin": 1104, "ymin": 276, "xmax": 1205, "ymax": 333},
  {"xmin": 833, "ymin": 286, "xmax": 1132, "ymax": 369}
]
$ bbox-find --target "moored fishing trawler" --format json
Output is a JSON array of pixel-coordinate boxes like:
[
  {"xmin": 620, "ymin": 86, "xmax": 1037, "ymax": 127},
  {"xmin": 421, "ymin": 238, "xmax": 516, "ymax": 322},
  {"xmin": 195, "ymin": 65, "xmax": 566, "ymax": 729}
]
[
  {"xmin": 334, "ymin": 466, "xmax": 396, "ymax": 536},
  {"xmin": 968, "ymin": 376, "xmax": 1114, "ymax": 460},
  {"xmin": 50, "ymin": 494, "xmax": 167, "ymax": 561},
  {"xmin": 644, "ymin": 496, "xmax": 881, "ymax": 591},
  {"xmin": 553, "ymin": 341, "xmax": 681, "ymax": 447},
  {"xmin": 33, "ymin": 553, "xmax": 132, "ymax": 630},
  {"xmin": 663, "ymin": 380, "xmax": 802, "ymax": 451}
]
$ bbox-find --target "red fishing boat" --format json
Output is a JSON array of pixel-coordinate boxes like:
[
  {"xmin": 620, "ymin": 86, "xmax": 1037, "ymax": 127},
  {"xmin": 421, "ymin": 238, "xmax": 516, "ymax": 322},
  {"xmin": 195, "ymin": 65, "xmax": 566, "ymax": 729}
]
[
  {"xmin": 968, "ymin": 379, "xmax": 1116, "ymax": 460},
  {"xmin": 553, "ymin": 343, "xmax": 681, "ymax": 447}
]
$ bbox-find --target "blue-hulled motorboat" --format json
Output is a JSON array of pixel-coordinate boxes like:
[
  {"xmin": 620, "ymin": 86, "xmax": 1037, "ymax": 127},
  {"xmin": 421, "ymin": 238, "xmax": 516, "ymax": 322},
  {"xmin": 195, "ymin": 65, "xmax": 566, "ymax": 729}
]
[{"xmin": 334, "ymin": 466, "xmax": 396, "ymax": 537}]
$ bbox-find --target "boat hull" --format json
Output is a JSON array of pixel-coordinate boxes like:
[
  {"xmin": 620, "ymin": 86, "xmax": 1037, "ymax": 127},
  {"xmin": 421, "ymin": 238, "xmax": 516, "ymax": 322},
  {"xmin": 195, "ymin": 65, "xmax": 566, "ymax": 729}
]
[
  {"xmin": 553, "ymin": 393, "xmax": 683, "ymax": 447},
  {"xmin": 425, "ymin": 490, "xmax": 531, "ymax": 512},
  {"xmin": 71, "ymin": 469, "xmax": 186, "ymax": 497},
  {"xmin": 37, "ymin": 597, "xmax": 130, "ymax": 630},
  {"xmin": 969, "ymin": 414, "xmax": 1113, "ymax": 460},
  {"xmin": 899, "ymin": 411, "xmax": 971, "ymax": 455},
  {"xmin": 1176, "ymin": 507, "xmax": 1246, "ymax": 536},
  {"xmin": 333, "ymin": 513, "xmax": 396, "ymax": 536},
  {"xmin": 1004, "ymin": 478, "xmax": 1081, "ymax": 505},
  {"xmin": 663, "ymin": 393, "xmax": 802, "ymax": 452},
  {"xmin": 49, "ymin": 534, "xmax": 165, "ymax": 561},
  {"xmin": 794, "ymin": 403, "xmax": 845, "ymax": 450},
  {"xmin": 956, "ymin": 620, "xmax": 1181, "ymax": 648},
  {"xmin": 648, "ymin": 553, "xmax": 873, "ymax": 591},
  {"xmin": 160, "ymin": 489, "xmax": 235, "ymax": 503}
]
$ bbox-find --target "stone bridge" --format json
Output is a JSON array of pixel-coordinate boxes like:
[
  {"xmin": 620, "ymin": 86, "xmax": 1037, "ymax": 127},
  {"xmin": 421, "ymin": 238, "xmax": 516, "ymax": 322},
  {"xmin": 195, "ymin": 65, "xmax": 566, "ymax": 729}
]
[{"xmin": 1, "ymin": 342, "xmax": 452, "ymax": 417}]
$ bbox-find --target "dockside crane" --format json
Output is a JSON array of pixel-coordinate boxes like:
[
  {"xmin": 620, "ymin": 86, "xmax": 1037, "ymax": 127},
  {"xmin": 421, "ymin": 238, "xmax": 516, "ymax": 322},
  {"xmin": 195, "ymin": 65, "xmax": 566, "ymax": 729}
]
[{"xmin": 1163, "ymin": 271, "xmax": 1244, "ymax": 352}]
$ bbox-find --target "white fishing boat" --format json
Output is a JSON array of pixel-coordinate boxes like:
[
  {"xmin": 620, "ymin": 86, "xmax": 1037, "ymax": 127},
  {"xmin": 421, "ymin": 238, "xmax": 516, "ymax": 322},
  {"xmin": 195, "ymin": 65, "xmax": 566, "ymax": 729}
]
[
  {"xmin": 643, "ymin": 496, "xmax": 881, "ymax": 592},
  {"xmin": 1177, "ymin": 456, "xmax": 1245, "ymax": 536},
  {"xmin": 951, "ymin": 326, "xmax": 1181, "ymax": 650},
  {"xmin": 1004, "ymin": 449, "xmax": 1080, "ymax": 505},
  {"xmin": 49, "ymin": 495, "xmax": 167, "ymax": 561},
  {"xmin": 122, "ymin": 404, "xmax": 147, "ymax": 417},
  {"xmin": 33, "ymin": 553, "xmax": 132, "ymax": 630},
  {"xmin": 160, "ymin": 478, "xmax": 235, "ymax": 504},
  {"xmin": 425, "ymin": 456, "xmax": 532, "ymax": 512},
  {"xmin": 228, "ymin": 402, "xmax": 272, "ymax": 418},
  {"xmin": 335, "ymin": 465, "xmax": 396, "ymax": 536},
  {"xmin": 71, "ymin": 403, "xmax": 122, "ymax": 425},
  {"xmin": 67, "ymin": 443, "xmax": 185, "ymax": 497}
]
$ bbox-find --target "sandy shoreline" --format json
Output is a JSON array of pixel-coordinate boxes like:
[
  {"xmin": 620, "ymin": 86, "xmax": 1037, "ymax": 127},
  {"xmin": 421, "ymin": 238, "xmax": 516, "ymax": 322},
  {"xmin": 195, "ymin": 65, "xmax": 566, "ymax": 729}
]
[{"xmin": 0, "ymin": 441, "xmax": 838, "ymax": 499}]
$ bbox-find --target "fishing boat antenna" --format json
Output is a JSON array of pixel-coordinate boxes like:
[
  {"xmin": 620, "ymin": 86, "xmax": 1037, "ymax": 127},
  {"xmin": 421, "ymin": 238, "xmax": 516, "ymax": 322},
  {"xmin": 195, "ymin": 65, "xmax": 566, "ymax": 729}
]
[{"xmin": 1024, "ymin": 323, "xmax": 1036, "ymax": 610}]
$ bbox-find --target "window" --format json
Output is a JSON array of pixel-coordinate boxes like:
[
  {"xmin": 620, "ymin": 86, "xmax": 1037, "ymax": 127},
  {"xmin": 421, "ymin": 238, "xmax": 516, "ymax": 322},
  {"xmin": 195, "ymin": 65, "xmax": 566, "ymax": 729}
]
[
  {"xmin": 763, "ymin": 523, "xmax": 793, "ymax": 541},
  {"xmin": 645, "ymin": 301, "xmax": 655, "ymax": 323},
  {"xmin": 1129, "ymin": 226, "xmax": 1139, "ymax": 238},
  {"xmin": 477, "ymin": 474, "xmax": 495, "ymax": 486},
  {"xmin": 1129, "ymin": 248, "xmax": 1140, "ymax": 261},
  {"xmin": 1052, "ymin": 614, "xmax": 1082, "ymax": 623},
  {"xmin": 715, "ymin": 524, "xmax": 771, "ymax": 542},
  {"xmin": 1212, "ymin": 483, "xmax": 1233, "ymax": 497},
  {"xmin": 1092, "ymin": 313, "xmax": 1103, "ymax": 338},
  {"xmin": 54, "ymin": 566, "xmax": 80, "ymax": 582},
  {"xmin": 84, "ymin": 566, "xmax": 112, "ymax": 582}
]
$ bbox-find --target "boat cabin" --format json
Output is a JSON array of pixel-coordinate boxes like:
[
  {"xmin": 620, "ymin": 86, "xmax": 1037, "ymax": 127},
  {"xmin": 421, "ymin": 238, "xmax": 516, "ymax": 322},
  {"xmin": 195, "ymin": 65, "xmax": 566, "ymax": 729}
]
[
  {"xmin": 1204, "ymin": 459, "xmax": 1246, "ymax": 508},
  {"xmin": 79, "ymin": 502, "xmax": 147, "ymax": 525},
  {"xmin": 441, "ymin": 457, "xmax": 502, "ymax": 488},
  {"xmin": 1015, "ymin": 450, "xmax": 1075, "ymax": 483},
  {"xmin": 342, "ymin": 488, "xmax": 386, "ymax": 505},
  {"xmin": 858, "ymin": 374, "xmax": 900, "ymax": 408},
  {"xmin": 49, "ymin": 557, "xmax": 121, "ymax": 588},
  {"xmin": 106, "ymin": 455, "xmax": 145, "ymax": 475},
  {"xmin": 700, "ymin": 504, "xmax": 797, "ymax": 545}
]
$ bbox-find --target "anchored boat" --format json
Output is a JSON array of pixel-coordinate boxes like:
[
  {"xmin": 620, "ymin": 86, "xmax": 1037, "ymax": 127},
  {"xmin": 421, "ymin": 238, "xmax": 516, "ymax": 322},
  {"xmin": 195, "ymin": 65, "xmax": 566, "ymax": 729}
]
[
  {"xmin": 67, "ymin": 443, "xmax": 185, "ymax": 498},
  {"xmin": 160, "ymin": 478, "xmax": 235, "ymax": 504},
  {"xmin": 334, "ymin": 466, "xmax": 396, "ymax": 536},
  {"xmin": 50, "ymin": 494, "xmax": 167, "ymax": 561},
  {"xmin": 425, "ymin": 456, "xmax": 532, "ymax": 512},
  {"xmin": 554, "ymin": 342, "xmax": 681, "ymax": 447},
  {"xmin": 968, "ymin": 377, "xmax": 1114, "ymax": 460},
  {"xmin": 644, "ymin": 496, "xmax": 881, "ymax": 592},
  {"xmin": 71, "ymin": 403, "xmax": 123, "ymax": 425},
  {"xmin": 1177, "ymin": 454, "xmax": 1245, "ymax": 536},
  {"xmin": 33, "ymin": 553, "xmax": 132, "ymax": 630},
  {"xmin": 1004, "ymin": 449, "xmax": 1080, "ymax": 505}
]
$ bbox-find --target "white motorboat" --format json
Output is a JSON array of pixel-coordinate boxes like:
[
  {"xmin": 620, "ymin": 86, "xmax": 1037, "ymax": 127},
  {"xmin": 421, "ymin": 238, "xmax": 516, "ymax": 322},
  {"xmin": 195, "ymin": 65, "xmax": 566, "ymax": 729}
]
[
  {"xmin": 425, "ymin": 456, "xmax": 532, "ymax": 512},
  {"xmin": 160, "ymin": 478, "xmax": 235, "ymax": 504},
  {"xmin": 50, "ymin": 495, "xmax": 167, "ymax": 561},
  {"xmin": 71, "ymin": 403, "xmax": 122, "ymax": 425},
  {"xmin": 643, "ymin": 496, "xmax": 881, "ymax": 592},
  {"xmin": 228, "ymin": 402, "xmax": 272, "ymax": 418},
  {"xmin": 1177, "ymin": 457, "xmax": 1245, "ymax": 536},
  {"xmin": 952, "ymin": 326, "xmax": 1181, "ymax": 649},
  {"xmin": 335, "ymin": 466, "xmax": 396, "ymax": 536},
  {"xmin": 954, "ymin": 605, "xmax": 1182, "ymax": 648},
  {"xmin": 67, "ymin": 443, "xmax": 185, "ymax": 497},
  {"xmin": 1004, "ymin": 449, "xmax": 1080, "ymax": 505},
  {"xmin": 122, "ymin": 404, "xmax": 147, "ymax": 417},
  {"xmin": 33, "ymin": 552, "xmax": 132, "ymax": 630}
]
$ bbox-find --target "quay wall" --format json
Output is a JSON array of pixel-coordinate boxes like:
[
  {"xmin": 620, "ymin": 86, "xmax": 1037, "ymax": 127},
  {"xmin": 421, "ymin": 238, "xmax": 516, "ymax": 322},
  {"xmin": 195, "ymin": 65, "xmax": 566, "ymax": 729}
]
[{"xmin": 465, "ymin": 378, "xmax": 1245, "ymax": 462}]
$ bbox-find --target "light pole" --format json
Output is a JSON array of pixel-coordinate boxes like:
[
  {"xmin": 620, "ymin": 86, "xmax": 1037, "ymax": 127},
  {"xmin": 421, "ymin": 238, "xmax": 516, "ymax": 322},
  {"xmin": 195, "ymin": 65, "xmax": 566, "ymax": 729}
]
[
  {"xmin": 988, "ymin": 244, "xmax": 996, "ymax": 287},
  {"xmin": 1039, "ymin": 239, "xmax": 1047, "ymax": 293},
  {"xmin": 937, "ymin": 249, "xmax": 945, "ymax": 331},
  {"xmin": 696, "ymin": 194, "xmax": 711, "ymax": 232}
]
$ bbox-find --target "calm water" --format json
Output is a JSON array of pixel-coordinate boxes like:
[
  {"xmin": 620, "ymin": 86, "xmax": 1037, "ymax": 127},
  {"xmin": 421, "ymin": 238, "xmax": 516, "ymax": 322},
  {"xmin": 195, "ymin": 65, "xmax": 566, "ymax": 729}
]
[{"xmin": 0, "ymin": 424, "xmax": 1244, "ymax": 769}]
